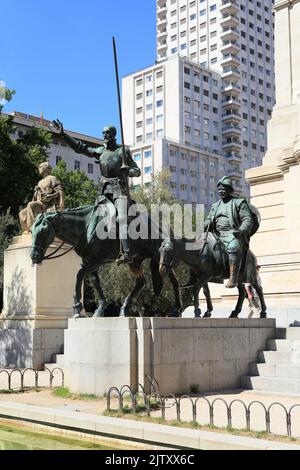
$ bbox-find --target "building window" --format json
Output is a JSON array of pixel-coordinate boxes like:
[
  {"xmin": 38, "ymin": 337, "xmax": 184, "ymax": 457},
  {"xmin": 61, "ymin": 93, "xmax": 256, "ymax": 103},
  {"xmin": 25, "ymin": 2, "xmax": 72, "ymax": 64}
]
[
  {"xmin": 134, "ymin": 153, "xmax": 141, "ymax": 162},
  {"xmin": 144, "ymin": 150, "xmax": 152, "ymax": 158},
  {"xmin": 156, "ymin": 100, "xmax": 163, "ymax": 107},
  {"xmin": 144, "ymin": 166, "xmax": 152, "ymax": 174},
  {"xmin": 56, "ymin": 156, "xmax": 62, "ymax": 164},
  {"xmin": 156, "ymin": 129, "xmax": 163, "ymax": 138},
  {"xmin": 74, "ymin": 160, "xmax": 80, "ymax": 171},
  {"xmin": 146, "ymin": 132, "xmax": 153, "ymax": 141},
  {"xmin": 88, "ymin": 163, "xmax": 93, "ymax": 174}
]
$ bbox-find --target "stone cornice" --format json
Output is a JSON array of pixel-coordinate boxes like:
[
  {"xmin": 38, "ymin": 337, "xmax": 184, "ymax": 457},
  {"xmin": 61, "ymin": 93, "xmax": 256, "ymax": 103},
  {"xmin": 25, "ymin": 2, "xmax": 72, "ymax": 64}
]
[
  {"xmin": 245, "ymin": 164, "xmax": 284, "ymax": 185},
  {"xmin": 274, "ymin": 0, "xmax": 300, "ymax": 12}
]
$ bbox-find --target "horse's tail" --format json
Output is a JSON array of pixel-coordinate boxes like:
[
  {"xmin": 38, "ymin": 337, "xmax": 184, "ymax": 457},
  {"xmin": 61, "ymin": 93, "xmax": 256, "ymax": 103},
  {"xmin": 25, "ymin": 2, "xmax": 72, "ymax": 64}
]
[
  {"xmin": 150, "ymin": 258, "xmax": 164, "ymax": 296},
  {"xmin": 244, "ymin": 249, "xmax": 258, "ymax": 283}
]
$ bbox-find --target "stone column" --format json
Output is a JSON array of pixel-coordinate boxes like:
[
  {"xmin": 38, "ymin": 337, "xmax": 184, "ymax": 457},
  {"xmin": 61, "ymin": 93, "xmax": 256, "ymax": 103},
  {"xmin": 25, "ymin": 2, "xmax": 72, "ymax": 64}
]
[{"xmin": 245, "ymin": 0, "xmax": 300, "ymax": 326}]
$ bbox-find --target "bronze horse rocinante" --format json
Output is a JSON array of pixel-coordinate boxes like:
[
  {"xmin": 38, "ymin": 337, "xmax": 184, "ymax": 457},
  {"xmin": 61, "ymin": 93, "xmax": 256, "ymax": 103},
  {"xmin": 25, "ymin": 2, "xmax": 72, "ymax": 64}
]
[{"xmin": 30, "ymin": 205, "xmax": 183, "ymax": 317}]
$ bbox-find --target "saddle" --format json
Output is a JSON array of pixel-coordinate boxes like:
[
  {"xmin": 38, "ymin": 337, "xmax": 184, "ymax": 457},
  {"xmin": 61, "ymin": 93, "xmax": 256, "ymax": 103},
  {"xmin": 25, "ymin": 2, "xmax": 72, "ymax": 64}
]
[{"xmin": 205, "ymin": 237, "xmax": 257, "ymax": 285}]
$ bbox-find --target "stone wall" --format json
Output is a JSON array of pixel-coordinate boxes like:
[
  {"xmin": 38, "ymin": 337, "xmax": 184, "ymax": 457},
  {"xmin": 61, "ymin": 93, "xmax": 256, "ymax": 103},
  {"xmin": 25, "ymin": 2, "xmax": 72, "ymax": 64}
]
[{"xmin": 64, "ymin": 317, "xmax": 275, "ymax": 396}]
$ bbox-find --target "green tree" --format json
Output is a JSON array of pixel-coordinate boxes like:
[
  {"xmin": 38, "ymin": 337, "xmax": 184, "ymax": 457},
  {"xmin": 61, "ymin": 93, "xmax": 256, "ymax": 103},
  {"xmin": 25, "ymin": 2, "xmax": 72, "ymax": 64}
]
[
  {"xmin": 0, "ymin": 87, "xmax": 52, "ymax": 216},
  {"xmin": 52, "ymin": 160, "xmax": 97, "ymax": 208},
  {"xmin": 132, "ymin": 170, "xmax": 178, "ymax": 208},
  {"xmin": 95, "ymin": 171, "xmax": 193, "ymax": 317}
]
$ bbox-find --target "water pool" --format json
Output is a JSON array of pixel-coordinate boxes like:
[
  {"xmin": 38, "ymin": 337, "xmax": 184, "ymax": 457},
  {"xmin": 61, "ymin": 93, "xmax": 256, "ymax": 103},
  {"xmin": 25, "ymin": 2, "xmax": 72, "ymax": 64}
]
[{"xmin": 0, "ymin": 423, "xmax": 130, "ymax": 450}]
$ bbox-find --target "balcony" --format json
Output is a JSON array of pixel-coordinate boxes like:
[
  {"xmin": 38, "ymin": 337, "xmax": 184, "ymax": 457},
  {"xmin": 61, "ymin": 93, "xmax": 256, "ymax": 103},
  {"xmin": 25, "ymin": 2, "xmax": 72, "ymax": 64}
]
[
  {"xmin": 220, "ymin": 13, "xmax": 239, "ymax": 29},
  {"xmin": 221, "ymin": 54, "xmax": 240, "ymax": 68},
  {"xmin": 220, "ymin": 27, "xmax": 239, "ymax": 42},
  {"xmin": 221, "ymin": 67, "xmax": 240, "ymax": 81},
  {"xmin": 227, "ymin": 167, "xmax": 242, "ymax": 180},
  {"xmin": 220, "ymin": 0, "xmax": 239, "ymax": 15},
  {"xmin": 222, "ymin": 125, "xmax": 241, "ymax": 136},
  {"xmin": 222, "ymin": 96, "xmax": 241, "ymax": 109},
  {"xmin": 157, "ymin": 42, "xmax": 167, "ymax": 53},
  {"xmin": 226, "ymin": 152, "xmax": 242, "ymax": 164},
  {"xmin": 157, "ymin": 6, "xmax": 167, "ymax": 18},
  {"xmin": 157, "ymin": 15, "xmax": 167, "ymax": 27},
  {"xmin": 157, "ymin": 27, "xmax": 167, "ymax": 38},
  {"xmin": 221, "ymin": 82, "xmax": 241, "ymax": 95},
  {"xmin": 222, "ymin": 140, "xmax": 242, "ymax": 151},
  {"xmin": 157, "ymin": 51, "xmax": 167, "ymax": 62},
  {"xmin": 222, "ymin": 111, "xmax": 241, "ymax": 124},
  {"xmin": 157, "ymin": 0, "xmax": 166, "ymax": 7},
  {"xmin": 220, "ymin": 41, "xmax": 240, "ymax": 55}
]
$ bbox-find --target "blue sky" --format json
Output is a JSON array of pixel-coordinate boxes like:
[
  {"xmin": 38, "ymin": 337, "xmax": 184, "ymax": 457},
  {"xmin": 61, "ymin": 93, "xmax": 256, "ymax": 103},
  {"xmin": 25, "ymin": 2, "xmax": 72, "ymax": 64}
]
[{"xmin": 1, "ymin": 0, "xmax": 156, "ymax": 137}]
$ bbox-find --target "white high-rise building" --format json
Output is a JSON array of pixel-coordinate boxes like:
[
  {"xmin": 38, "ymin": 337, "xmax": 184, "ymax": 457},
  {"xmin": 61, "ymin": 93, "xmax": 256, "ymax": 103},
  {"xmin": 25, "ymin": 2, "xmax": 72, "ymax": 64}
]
[
  {"xmin": 123, "ymin": 0, "xmax": 275, "ymax": 207},
  {"xmin": 123, "ymin": 57, "xmax": 226, "ymax": 205}
]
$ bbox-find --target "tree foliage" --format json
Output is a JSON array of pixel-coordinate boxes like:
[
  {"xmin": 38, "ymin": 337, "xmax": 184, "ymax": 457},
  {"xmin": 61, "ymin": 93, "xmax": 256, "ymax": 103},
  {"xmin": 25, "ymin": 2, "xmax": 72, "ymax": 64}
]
[
  {"xmin": 52, "ymin": 160, "xmax": 97, "ymax": 208},
  {"xmin": 0, "ymin": 88, "xmax": 52, "ymax": 216}
]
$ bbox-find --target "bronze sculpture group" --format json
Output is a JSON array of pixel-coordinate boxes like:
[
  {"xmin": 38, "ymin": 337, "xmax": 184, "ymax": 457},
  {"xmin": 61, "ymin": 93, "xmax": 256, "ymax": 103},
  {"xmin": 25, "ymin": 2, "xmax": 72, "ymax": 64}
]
[
  {"xmin": 26, "ymin": 121, "xmax": 266, "ymax": 319},
  {"xmin": 23, "ymin": 39, "xmax": 265, "ymax": 318}
]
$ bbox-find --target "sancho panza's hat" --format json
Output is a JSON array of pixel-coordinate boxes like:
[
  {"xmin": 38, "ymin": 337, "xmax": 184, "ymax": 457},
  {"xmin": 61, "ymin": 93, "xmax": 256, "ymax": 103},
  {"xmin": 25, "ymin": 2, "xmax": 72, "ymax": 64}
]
[{"xmin": 217, "ymin": 176, "xmax": 234, "ymax": 190}]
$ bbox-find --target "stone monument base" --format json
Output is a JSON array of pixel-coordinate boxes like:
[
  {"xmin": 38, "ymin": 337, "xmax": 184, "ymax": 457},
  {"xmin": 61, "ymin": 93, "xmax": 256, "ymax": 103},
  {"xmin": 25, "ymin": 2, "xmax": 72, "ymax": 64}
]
[
  {"xmin": 0, "ymin": 234, "xmax": 81, "ymax": 369},
  {"xmin": 0, "ymin": 328, "xmax": 64, "ymax": 369},
  {"xmin": 64, "ymin": 317, "xmax": 275, "ymax": 396}
]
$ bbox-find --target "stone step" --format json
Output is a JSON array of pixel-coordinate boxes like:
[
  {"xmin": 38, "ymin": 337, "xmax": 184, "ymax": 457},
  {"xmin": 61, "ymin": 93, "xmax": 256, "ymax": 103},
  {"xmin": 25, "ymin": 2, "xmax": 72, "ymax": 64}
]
[
  {"xmin": 55, "ymin": 354, "xmax": 65, "ymax": 365},
  {"xmin": 276, "ymin": 328, "xmax": 300, "ymax": 340},
  {"xmin": 267, "ymin": 339, "xmax": 300, "ymax": 352},
  {"xmin": 44, "ymin": 363, "xmax": 65, "ymax": 373},
  {"xmin": 258, "ymin": 350, "xmax": 300, "ymax": 364},
  {"xmin": 250, "ymin": 362, "xmax": 300, "ymax": 378},
  {"xmin": 241, "ymin": 375, "xmax": 300, "ymax": 394}
]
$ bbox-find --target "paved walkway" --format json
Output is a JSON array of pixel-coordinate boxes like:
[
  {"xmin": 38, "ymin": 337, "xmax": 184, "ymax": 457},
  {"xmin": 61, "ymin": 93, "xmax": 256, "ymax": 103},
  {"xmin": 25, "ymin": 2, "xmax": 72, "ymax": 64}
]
[{"xmin": 1, "ymin": 368, "xmax": 300, "ymax": 441}]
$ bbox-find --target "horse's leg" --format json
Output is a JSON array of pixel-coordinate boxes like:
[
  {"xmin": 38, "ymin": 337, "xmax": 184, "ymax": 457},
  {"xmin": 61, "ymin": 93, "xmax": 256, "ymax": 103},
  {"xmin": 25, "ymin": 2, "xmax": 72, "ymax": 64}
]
[
  {"xmin": 229, "ymin": 283, "xmax": 246, "ymax": 318},
  {"xmin": 73, "ymin": 265, "xmax": 86, "ymax": 317},
  {"xmin": 202, "ymin": 282, "xmax": 213, "ymax": 318},
  {"xmin": 120, "ymin": 263, "xmax": 146, "ymax": 317},
  {"xmin": 253, "ymin": 282, "xmax": 267, "ymax": 318},
  {"xmin": 193, "ymin": 284, "xmax": 201, "ymax": 318},
  {"xmin": 168, "ymin": 269, "xmax": 183, "ymax": 317},
  {"xmin": 90, "ymin": 270, "xmax": 107, "ymax": 318}
]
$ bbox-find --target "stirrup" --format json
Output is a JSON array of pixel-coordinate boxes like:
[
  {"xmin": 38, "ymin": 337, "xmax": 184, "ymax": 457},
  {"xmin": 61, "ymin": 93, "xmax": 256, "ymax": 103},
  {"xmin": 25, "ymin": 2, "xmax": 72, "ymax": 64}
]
[{"xmin": 115, "ymin": 251, "xmax": 133, "ymax": 265}]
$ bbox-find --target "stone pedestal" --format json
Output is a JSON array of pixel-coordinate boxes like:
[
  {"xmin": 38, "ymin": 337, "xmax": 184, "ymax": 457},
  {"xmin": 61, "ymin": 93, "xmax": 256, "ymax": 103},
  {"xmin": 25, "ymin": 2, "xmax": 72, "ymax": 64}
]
[
  {"xmin": 243, "ymin": 0, "xmax": 300, "ymax": 326},
  {"xmin": 64, "ymin": 317, "xmax": 275, "ymax": 396},
  {"xmin": 0, "ymin": 234, "xmax": 81, "ymax": 368}
]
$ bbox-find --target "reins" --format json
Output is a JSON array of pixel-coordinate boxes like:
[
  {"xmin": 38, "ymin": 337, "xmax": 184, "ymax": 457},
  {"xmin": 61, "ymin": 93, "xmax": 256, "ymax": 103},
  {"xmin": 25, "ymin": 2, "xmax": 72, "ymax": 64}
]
[{"xmin": 43, "ymin": 242, "xmax": 74, "ymax": 260}]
